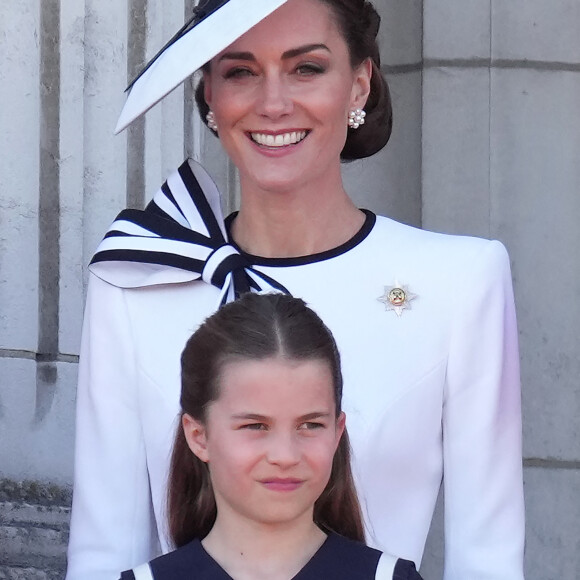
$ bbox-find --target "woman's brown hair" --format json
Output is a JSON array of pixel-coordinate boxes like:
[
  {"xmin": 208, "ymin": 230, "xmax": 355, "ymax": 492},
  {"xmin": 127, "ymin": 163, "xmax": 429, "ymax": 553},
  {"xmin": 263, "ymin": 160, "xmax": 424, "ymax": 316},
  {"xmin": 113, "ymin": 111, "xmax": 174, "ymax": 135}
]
[
  {"xmin": 168, "ymin": 292, "xmax": 365, "ymax": 547},
  {"xmin": 195, "ymin": 0, "xmax": 392, "ymax": 161}
]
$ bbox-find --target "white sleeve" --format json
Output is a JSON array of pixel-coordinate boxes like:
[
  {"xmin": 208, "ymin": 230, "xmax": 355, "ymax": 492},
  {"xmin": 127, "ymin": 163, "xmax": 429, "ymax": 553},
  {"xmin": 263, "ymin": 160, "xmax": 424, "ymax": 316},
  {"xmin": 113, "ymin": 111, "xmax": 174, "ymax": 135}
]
[
  {"xmin": 443, "ymin": 241, "xmax": 525, "ymax": 579},
  {"xmin": 66, "ymin": 274, "xmax": 158, "ymax": 580}
]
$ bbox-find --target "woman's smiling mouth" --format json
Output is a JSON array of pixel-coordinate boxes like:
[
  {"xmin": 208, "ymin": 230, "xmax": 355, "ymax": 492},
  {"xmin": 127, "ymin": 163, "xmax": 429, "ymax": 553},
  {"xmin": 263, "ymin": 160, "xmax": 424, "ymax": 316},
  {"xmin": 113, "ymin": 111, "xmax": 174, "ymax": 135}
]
[{"xmin": 250, "ymin": 130, "xmax": 308, "ymax": 148}]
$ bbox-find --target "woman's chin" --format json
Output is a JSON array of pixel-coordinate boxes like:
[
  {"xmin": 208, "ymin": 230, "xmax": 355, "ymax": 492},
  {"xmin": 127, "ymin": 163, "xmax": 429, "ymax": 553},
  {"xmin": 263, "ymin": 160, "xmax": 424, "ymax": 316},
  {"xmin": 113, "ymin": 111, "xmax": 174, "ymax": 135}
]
[{"xmin": 242, "ymin": 168, "xmax": 310, "ymax": 195}]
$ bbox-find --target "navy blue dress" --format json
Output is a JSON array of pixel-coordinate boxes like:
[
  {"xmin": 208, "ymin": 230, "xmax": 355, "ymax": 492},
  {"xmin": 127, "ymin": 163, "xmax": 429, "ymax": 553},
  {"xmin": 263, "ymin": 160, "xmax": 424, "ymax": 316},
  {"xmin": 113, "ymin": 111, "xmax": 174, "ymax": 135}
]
[{"xmin": 119, "ymin": 533, "xmax": 423, "ymax": 579}]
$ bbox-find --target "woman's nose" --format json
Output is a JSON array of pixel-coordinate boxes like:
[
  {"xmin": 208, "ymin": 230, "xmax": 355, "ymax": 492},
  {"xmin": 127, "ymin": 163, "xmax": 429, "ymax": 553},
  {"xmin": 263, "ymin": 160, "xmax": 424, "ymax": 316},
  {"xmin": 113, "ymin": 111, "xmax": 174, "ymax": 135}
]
[
  {"xmin": 266, "ymin": 431, "xmax": 301, "ymax": 467},
  {"xmin": 255, "ymin": 74, "xmax": 293, "ymax": 119}
]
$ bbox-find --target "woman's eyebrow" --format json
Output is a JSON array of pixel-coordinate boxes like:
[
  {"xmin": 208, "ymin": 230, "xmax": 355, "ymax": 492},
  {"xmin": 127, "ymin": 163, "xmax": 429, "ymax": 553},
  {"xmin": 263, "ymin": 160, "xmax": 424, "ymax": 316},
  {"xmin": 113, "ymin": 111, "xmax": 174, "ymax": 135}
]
[
  {"xmin": 218, "ymin": 44, "xmax": 330, "ymax": 63},
  {"xmin": 218, "ymin": 51, "xmax": 256, "ymax": 62},
  {"xmin": 282, "ymin": 43, "xmax": 330, "ymax": 59}
]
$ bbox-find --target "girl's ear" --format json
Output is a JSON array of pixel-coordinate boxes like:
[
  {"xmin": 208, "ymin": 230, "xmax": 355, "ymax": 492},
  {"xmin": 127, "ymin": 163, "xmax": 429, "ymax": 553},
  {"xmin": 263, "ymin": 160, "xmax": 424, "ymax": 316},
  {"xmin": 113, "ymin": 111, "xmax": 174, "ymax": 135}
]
[
  {"xmin": 335, "ymin": 411, "xmax": 346, "ymax": 450},
  {"xmin": 182, "ymin": 413, "xmax": 210, "ymax": 463}
]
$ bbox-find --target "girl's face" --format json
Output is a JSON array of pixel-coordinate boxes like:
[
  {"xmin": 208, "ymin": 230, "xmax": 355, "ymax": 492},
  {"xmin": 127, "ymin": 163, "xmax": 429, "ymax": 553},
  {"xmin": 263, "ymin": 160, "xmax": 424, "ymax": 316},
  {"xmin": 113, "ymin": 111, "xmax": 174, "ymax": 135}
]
[
  {"xmin": 183, "ymin": 356, "xmax": 345, "ymax": 530},
  {"xmin": 203, "ymin": 0, "xmax": 371, "ymax": 195}
]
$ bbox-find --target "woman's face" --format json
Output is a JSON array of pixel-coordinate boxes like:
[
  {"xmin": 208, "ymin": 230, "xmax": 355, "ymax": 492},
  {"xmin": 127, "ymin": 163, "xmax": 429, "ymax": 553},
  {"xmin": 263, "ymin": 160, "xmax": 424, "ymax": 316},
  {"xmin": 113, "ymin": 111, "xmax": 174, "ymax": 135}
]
[
  {"xmin": 204, "ymin": 0, "xmax": 371, "ymax": 195},
  {"xmin": 183, "ymin": 356, "xmax": 345, "ymax": 530}
]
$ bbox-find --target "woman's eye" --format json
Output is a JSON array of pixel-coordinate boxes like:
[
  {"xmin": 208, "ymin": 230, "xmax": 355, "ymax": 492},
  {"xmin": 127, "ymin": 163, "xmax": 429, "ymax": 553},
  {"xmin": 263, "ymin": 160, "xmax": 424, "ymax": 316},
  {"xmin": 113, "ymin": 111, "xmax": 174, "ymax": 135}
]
[
  {"xmin": 295, "ymin": 63, "xmax": 326, "ymax": 76},
  {"xmin": 223, "ymin": 67, "xmax": 255, "ymax": 79}
]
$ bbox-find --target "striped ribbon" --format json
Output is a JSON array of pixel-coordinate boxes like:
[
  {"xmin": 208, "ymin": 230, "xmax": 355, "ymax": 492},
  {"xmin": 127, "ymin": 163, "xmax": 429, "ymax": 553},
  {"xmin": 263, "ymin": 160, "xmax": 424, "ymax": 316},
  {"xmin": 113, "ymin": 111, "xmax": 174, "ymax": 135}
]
[{"xmin": 89, "ymin": 159, "xmax": 289, "ymax": 306}]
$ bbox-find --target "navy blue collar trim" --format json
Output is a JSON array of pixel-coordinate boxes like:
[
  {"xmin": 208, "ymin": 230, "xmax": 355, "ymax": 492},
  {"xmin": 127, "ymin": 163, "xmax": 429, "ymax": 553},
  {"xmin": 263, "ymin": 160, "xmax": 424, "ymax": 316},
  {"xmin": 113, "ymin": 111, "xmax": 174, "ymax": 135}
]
[{"xmin": 225, "ymin": 209, "xmax": 376, "ymax": 268}]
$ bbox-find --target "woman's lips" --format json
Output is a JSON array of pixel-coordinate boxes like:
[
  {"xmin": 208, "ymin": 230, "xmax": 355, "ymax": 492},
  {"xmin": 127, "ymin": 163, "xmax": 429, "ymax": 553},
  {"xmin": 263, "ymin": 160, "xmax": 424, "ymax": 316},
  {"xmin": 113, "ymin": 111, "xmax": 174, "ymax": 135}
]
[
  {"xmin": 250, "ymin": 130, "xmax": 308, "ymax": 148},
  {"xmin": 260, "ymin": 478, "xmax": 304, "ymax": 492}
]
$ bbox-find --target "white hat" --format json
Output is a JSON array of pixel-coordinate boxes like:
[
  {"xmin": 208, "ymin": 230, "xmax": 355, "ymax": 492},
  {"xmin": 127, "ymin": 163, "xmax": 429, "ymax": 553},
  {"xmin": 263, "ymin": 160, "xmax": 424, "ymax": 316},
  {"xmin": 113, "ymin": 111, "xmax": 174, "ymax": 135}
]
[{"xmin": 115, "ymin": 0, "xmax": 289, "ymax": 134}]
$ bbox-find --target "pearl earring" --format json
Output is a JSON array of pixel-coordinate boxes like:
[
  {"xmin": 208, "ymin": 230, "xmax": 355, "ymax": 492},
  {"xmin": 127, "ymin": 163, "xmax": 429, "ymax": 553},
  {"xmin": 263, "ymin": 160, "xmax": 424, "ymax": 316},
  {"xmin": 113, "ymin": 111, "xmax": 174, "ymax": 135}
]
[
  {"xmin": 206, "ymin": 110, "xmax": 218, "ymax": 132},
  {"xmin": 348, "ymin": 108, "xmax": 366, "ymax": 129}
]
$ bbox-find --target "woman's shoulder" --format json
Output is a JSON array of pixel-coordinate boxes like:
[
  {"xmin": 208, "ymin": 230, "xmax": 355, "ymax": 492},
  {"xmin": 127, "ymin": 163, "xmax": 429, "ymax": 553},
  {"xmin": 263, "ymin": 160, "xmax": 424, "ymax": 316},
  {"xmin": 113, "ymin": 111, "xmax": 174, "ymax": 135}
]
[
  {"xmin": 369, "ymin": 214, "xmax": 510, "ymax": 275},
  {"xmin": 374, "ymin": 213, "xmax": 504, "ymax": 253}
]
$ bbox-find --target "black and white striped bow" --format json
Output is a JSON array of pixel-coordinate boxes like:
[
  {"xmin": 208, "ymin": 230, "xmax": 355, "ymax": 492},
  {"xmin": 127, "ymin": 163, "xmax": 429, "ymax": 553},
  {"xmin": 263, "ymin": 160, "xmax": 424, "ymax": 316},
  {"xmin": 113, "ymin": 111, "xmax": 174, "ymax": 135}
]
[{"xmin": 89, "ymin": 159, "xmax": 289, "ymax": 306}]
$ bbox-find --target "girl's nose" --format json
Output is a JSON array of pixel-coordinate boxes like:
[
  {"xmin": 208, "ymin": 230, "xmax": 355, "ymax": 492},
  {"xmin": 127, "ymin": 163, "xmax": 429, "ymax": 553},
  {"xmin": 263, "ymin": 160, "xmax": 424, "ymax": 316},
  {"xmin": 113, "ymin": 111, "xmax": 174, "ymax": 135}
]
[
  {"xmin": 266, "ymin": 431, "xmax": 301, "ymax": 467},
  {"xmin": 255, "ymin": 74, "xmax": 293, "ymax": 119}
]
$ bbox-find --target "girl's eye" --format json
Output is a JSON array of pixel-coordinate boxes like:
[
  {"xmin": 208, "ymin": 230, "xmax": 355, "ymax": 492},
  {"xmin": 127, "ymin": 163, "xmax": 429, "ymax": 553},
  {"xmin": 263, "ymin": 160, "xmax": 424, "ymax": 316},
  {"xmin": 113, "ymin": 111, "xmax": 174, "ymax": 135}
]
[
  {"xmin": 295, "ymin": 63, "xmax": 326, "ymax": 76},
  {"xmin": 223, "ymin": 67, "xmax": 255, "ymax": 80},
  {"xmin": 299, "ymin": 421, "xmax": 325, "ymax": 430},
  {"xmin": 241, "ymin": 423, "xmax": 267, "ymax": 431}
]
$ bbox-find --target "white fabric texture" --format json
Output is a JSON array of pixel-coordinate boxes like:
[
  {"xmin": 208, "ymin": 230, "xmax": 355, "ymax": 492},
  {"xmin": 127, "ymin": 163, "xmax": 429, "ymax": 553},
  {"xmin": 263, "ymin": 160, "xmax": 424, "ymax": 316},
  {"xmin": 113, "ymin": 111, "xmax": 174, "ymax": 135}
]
[{"xmin": 66, "ymin": 213, "xmax": 524, "ymax": 580}]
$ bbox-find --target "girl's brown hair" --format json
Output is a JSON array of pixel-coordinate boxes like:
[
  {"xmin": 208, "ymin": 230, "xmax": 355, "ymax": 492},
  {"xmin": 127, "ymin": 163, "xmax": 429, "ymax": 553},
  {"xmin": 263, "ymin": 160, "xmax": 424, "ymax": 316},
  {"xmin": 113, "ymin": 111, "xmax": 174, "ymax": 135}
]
[
  {"xmin": 168, "ymin": 292, "xmax": 365, "ymax": 547},
  {"xmin": 195, "ymin": 0, "xmax": 392, "ymax": 161}
]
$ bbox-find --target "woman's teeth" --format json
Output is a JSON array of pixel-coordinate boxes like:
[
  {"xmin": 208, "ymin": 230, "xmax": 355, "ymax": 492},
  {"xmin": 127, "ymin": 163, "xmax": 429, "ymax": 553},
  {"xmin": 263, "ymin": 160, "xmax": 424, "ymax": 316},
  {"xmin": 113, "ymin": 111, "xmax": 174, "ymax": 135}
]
[{"xmin": 251, "ymin": 131, "xmax": 307, "ymax": 147}]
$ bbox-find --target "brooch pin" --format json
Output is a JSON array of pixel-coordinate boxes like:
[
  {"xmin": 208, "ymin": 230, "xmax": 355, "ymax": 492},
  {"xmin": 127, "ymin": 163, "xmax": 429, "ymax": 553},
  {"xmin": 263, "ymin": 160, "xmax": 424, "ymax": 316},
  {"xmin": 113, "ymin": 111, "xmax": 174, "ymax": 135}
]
[{"xmin": 377, "ymin": 281, "xmax": 418, "ymax": 317}]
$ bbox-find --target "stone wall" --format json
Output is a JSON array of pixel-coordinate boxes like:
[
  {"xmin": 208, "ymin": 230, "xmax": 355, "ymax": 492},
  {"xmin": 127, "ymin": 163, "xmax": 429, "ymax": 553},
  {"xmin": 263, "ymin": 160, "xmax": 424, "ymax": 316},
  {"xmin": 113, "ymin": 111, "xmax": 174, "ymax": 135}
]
[
  {"xmin": 0, "ymin": 1, "xmax": 579, "ymax": 578},
  {"xmin": 419, "ymin": 2, "xmax": 580, "ymax": 578},
  {"xmin": 0, "ymin": 481, "xmax": 70, "ymax": 579}
]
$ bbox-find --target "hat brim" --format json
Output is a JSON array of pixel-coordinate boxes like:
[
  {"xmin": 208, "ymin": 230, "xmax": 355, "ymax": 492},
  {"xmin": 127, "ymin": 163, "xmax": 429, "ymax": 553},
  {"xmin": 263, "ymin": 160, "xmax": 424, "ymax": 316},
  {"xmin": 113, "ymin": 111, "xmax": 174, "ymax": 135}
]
[{"xmin": 115, "ymin": 0, "xmax": 288, "ymax": 134}]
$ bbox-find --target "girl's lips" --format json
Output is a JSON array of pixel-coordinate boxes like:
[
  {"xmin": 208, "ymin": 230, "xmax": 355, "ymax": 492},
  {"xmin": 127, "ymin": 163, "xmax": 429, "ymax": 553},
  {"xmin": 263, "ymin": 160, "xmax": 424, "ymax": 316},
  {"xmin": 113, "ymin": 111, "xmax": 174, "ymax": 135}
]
[{"xmin": 260, "ymin": 478, "xmax": 304, "ymax": 492}]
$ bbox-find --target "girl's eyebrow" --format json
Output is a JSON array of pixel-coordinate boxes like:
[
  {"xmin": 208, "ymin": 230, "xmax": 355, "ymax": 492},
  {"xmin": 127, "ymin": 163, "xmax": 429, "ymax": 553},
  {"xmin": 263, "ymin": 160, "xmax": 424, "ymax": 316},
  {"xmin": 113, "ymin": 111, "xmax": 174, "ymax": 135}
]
[
  {"xmin": 231, "ymin": 411, "xmax": 332, "ymax": 421},
  {"xmin": 231, "ymin": 413, "xmax": 269, "ymax": 421},
  {"xmin": 218, "ymin": 43, "xmax": 331, "ymax": 63},
  {"xmin": 299, "ymin": 412, "xmax": 332, "ymax": 421}
]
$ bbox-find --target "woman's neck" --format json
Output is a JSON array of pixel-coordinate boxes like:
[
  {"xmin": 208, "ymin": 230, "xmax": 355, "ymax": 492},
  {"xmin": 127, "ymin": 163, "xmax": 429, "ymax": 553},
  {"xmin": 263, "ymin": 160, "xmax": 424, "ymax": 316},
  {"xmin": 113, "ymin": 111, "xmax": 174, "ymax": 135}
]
[
  {"xmin": 202, "ymin": 514, "xmax": 326, "ymax": 580},
  {"xmin": 231, "ymin": 175, "xmax": 365, "ymax": 258}
]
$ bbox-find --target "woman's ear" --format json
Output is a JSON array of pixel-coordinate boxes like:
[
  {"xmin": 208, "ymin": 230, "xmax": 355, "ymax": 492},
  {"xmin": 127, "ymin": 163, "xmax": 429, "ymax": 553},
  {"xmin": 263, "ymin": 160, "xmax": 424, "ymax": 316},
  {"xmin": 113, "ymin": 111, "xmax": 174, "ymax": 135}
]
[
  {"xmin": 350, "ymin": 58, "xmax": 372, "ymax": 110},
  {"xmin": 203, "ymin": 69, "xmax": 212, "ymax": 109},
  {"xmin": 182, "ymin": 413, "xmax": 210, "ymax": 463}
]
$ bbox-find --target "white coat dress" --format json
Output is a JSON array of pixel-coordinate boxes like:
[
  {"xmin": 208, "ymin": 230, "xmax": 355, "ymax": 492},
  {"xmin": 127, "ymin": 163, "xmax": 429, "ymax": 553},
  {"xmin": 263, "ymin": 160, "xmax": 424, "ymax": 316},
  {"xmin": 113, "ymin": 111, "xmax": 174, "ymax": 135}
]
[{"xmin": 66, "ymin": 160, "xmax": 525, "ymax": 580}]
